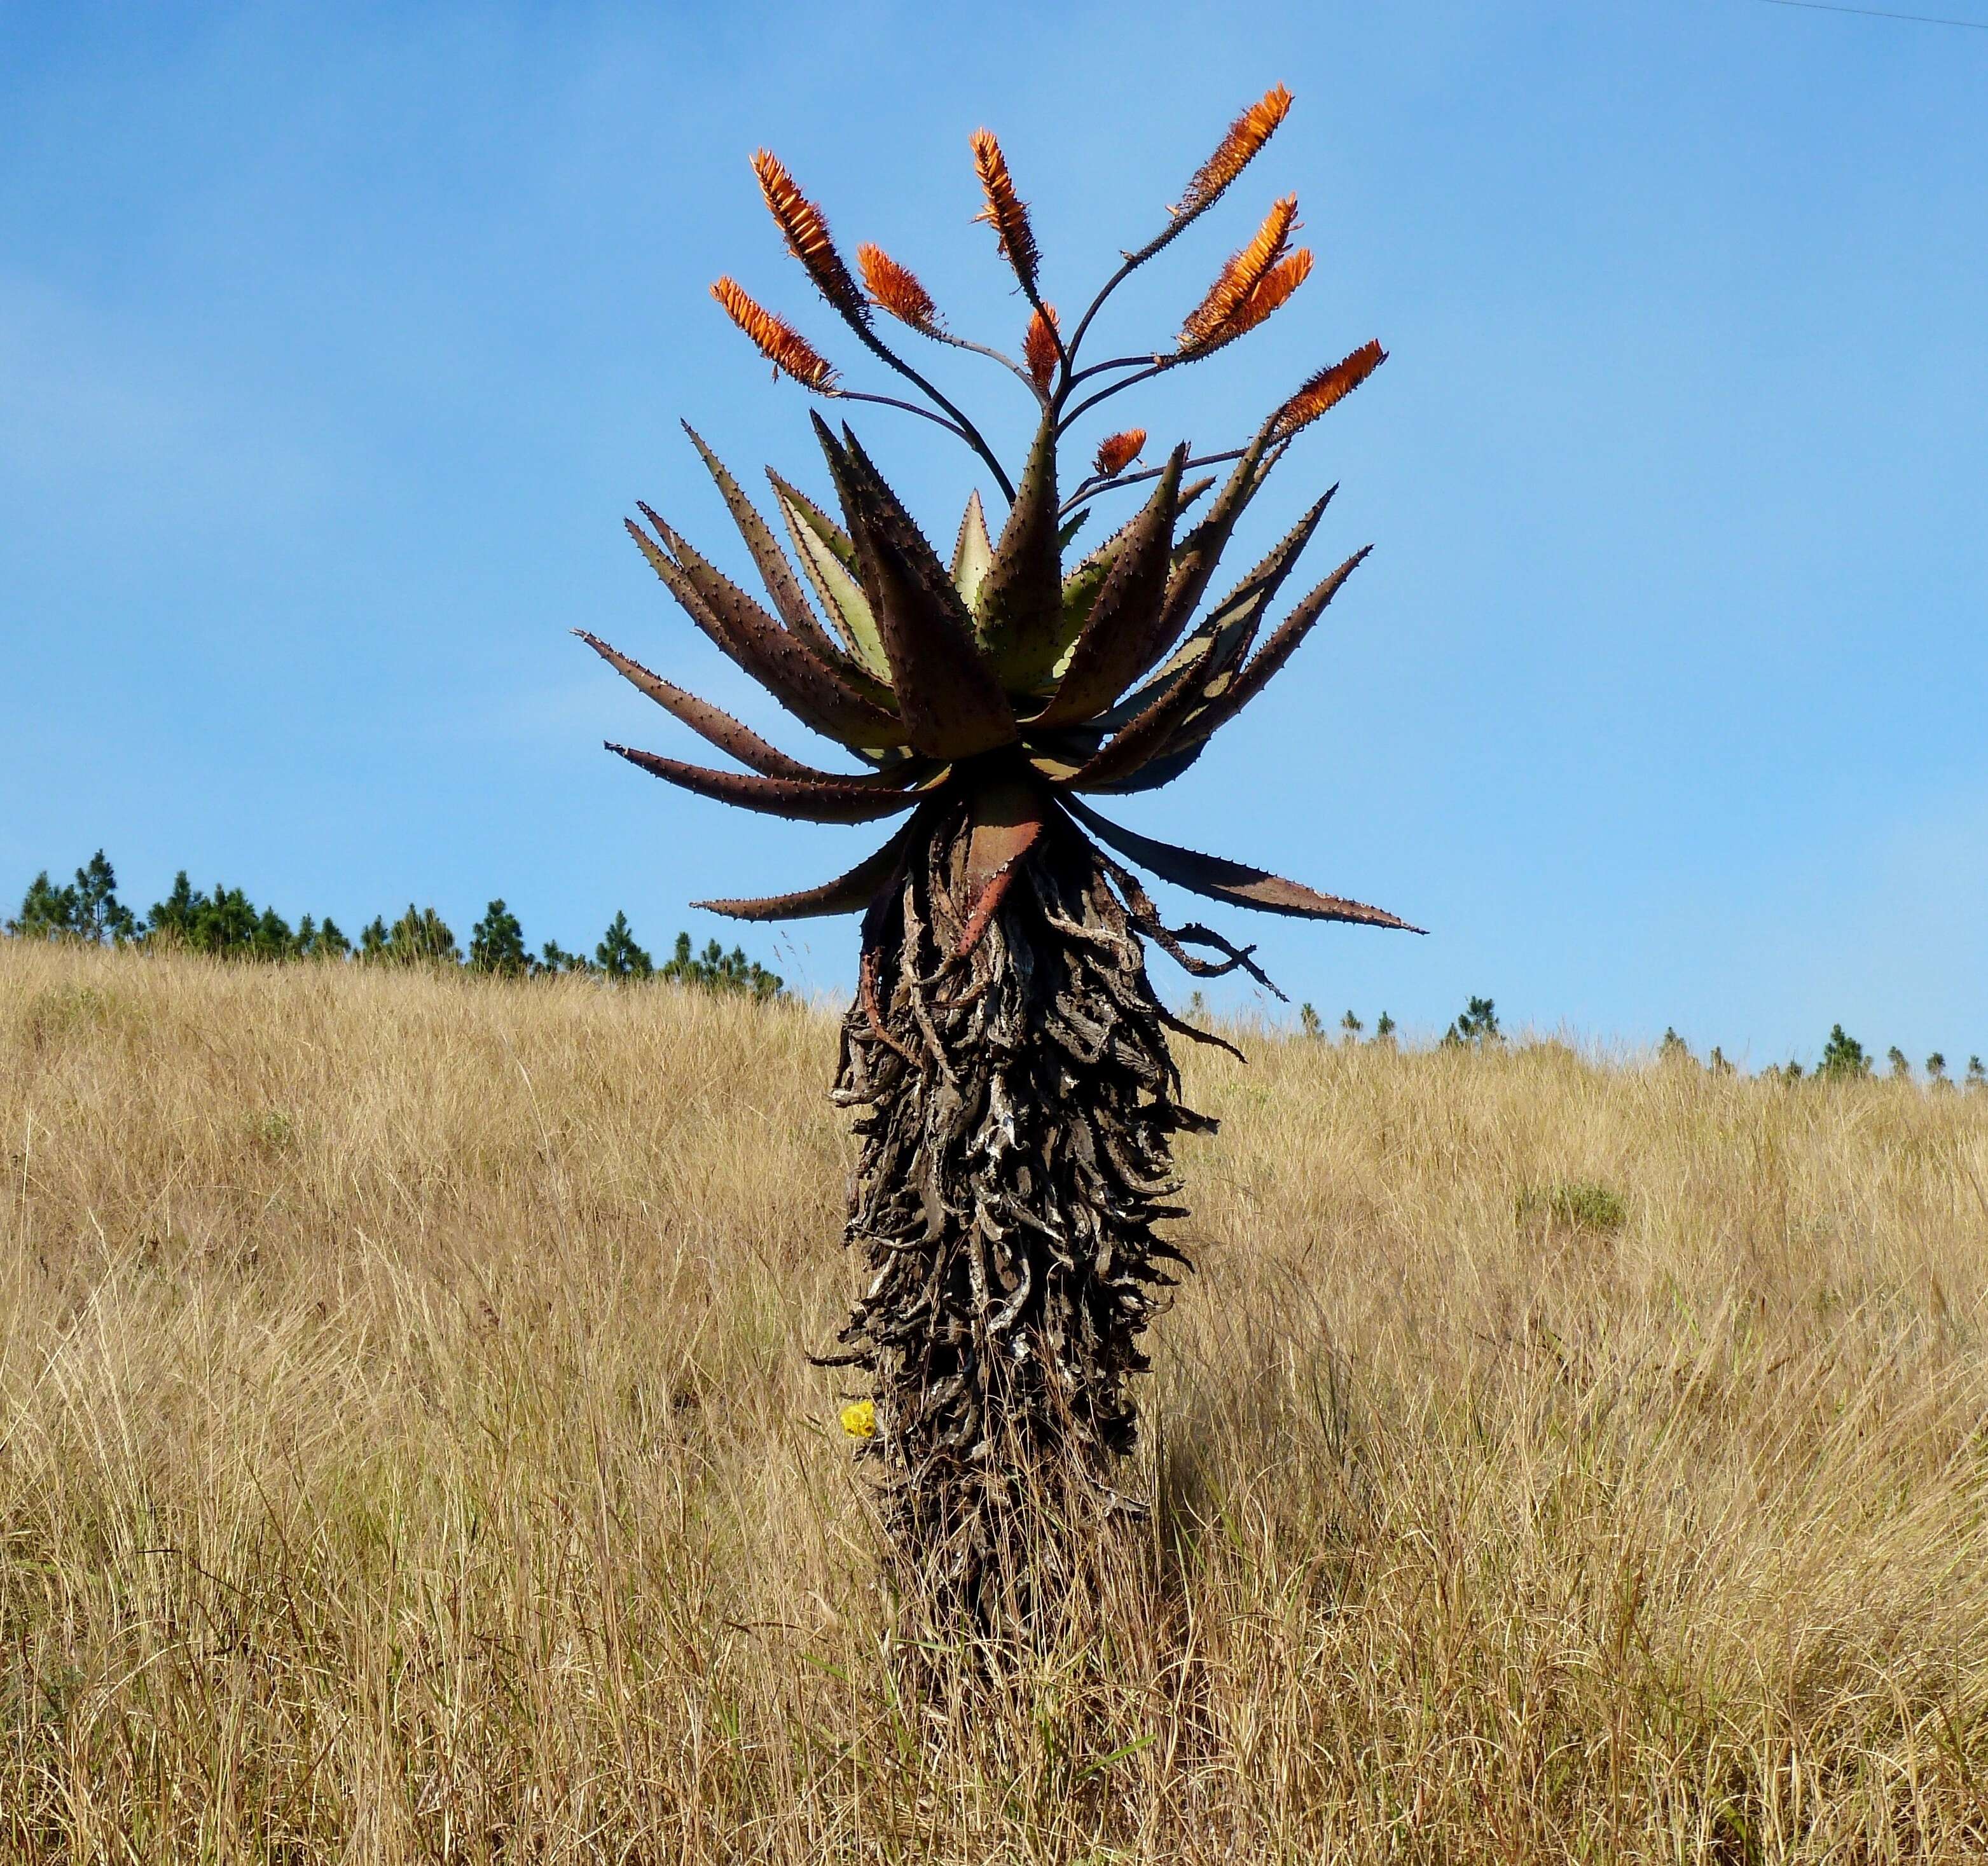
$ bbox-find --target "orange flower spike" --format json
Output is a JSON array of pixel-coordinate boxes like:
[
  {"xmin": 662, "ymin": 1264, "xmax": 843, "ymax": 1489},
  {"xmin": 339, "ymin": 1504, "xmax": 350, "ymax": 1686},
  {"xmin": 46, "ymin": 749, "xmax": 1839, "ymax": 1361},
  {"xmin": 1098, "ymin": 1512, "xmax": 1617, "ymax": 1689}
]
[
  {"xmin": 710, "ymin": 277, "xmax": 839, "ymax": 390},
  {"xmin": 1220, "ymin": 250, "xmax": 1314, "ymax": 344},
  {"xmin": 857, "ymin": 244, "xmax": 942, "ymax": 333},
  {"xmin": 750, "ymin": 150, "xmax": 866, "ymax": 319},
  {"xmin": 1023, "ymin": 303, "xmax": 1060, "ymax": 391},
  {"xmin": 1271, "ymin": 339, "xmax": 1389, "ymax": 439},
  {"xmin": 969, "ymin": 128, "xmax": 1041, "ymax": 294},
  {"xmin": 1175, "ymin": 84, "xmax": 1294, "ymax": 218},
  {"xmin": 1093, "ymin": 429, "xmax": 1147, "ymax": 478},
  {"xmin": 1180, "ymin": 195, "xmax": 1299, "ymax": 350}
]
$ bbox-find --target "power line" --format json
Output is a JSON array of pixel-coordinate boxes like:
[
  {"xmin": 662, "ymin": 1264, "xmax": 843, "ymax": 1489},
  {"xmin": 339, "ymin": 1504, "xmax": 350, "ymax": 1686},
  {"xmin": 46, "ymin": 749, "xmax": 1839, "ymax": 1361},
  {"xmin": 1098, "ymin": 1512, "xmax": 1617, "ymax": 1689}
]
[{"xmin": 1756, "ymin": 0, "xmax": 1988, "ymax": 27}]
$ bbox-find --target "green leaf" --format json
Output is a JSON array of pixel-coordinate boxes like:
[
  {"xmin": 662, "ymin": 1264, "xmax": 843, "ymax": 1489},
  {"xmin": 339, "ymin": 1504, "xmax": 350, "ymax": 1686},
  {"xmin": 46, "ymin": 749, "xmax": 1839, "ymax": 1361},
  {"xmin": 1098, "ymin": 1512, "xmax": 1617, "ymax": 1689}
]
[
  {"xmin": 1045, "ymin": 476, "xmax": 1216, "ymax": 688},
  {"xmin": 1189, "ymin": 545, "xmax": 1372, "ymax": 743},
  {"xmin": 1066, "ymin": 632, "xmax": 1218, "ymax": 789},
  {"xmin": 680, "ymin": 424, "xmax": 853, "ymax": 674},
  {"xmin": 1147, "ymin": 432, "xmax": 1278, "ymax": 688},
  {"xmin": 769, "ymin": 473, "xmax": 892, "ymax": 681},
  {"xmin": 951, "ymin": 490, "xmax": 994, "ymax": 610},
  {"xmin": 1091, "ymin": 487, "xmax": 1337, "ymax": 736}
]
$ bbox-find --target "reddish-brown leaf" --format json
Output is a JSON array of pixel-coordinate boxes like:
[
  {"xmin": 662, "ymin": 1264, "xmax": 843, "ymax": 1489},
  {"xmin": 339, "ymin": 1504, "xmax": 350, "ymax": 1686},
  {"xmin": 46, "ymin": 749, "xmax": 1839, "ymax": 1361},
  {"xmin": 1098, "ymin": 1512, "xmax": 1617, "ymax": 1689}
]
[
  {"xmin": 695, "ymin": 813, "xmax": 927, "ymax": 921},
  {"xmin": 815, "ymin": 418, "xmax": 1018, "ymax": 759},
  {"xmin": 1150, "ymin": 429, "xmax": 1275, "ymax": 675},
  {"xmin": 1065, "ymin": 796, "xmax": 1423, "ymax": 930},
  {"xmin": 626, "ymin": 511, "xmax": 906, "ymax": 749},
  {"xmin": 607, "ymin": 743, "xmax": 927, "ymax": 823},
  {"xmin": 575, "ymin": 631, "xmax": 822, "ymax": 780},
  {"xmin": 1035, "ymin": 445, "xmax": 1185, "ymax": 727},
  {"xmin": 973, "ymin": 411, "xmax": 1063, "ymax": 685},
  {"xmin": 678, "ymin": 424, "xmax": 853, "ymax": 672},
  {"xmin": 1065, "ymin": 634, "xmax": 1217, "ymax": 790},
  {"xmin": 1198, "ymin": 545, "xmax": 1371, "ymax": 734},
  {"xmin": 958, "ymin": 776, "xmax": 1047, "ymax": 956}
]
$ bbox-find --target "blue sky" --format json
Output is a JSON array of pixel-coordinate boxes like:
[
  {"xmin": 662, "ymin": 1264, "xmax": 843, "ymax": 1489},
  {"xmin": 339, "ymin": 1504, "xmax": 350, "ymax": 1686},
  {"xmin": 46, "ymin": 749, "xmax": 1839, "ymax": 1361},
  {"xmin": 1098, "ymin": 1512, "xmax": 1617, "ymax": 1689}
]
[{"xmin": 4, "ymin": 1, "xmax": 1983, "ymax": 1063}]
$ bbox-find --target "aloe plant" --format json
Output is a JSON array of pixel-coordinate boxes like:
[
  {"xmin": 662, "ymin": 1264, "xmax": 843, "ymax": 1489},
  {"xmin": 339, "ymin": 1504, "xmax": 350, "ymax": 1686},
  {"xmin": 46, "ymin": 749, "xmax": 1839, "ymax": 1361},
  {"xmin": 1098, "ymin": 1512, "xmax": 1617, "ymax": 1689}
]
[{"xmin": 583, "ymin": 87, "xmax": 1421, "ymax": 1616}]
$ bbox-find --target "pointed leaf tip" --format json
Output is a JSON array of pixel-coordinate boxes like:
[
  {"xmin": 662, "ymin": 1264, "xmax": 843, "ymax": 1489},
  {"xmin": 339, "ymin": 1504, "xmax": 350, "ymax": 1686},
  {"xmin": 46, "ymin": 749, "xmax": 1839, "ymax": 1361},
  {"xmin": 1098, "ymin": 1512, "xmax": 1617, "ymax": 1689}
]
[
  {"xmin": 607, "ymin": 743, "xmax": 926, "ymax": 824},
  {"xmin": 1068, "ymin": 796, "xmax": 1425, "ymax": 932}
]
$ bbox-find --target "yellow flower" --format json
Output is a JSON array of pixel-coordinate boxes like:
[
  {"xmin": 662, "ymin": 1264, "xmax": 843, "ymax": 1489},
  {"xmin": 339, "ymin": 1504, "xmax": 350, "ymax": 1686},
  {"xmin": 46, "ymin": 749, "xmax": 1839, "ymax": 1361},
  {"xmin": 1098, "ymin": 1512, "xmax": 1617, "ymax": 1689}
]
[{"xmin": 839, "ymin": 1399, "xmax": 876, "ymax": 1439}]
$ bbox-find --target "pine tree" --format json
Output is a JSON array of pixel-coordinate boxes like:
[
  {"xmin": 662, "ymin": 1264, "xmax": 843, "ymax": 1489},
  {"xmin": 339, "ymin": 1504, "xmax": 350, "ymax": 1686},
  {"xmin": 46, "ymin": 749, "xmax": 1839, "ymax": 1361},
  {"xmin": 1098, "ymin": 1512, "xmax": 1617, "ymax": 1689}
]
[
  {"xmin": 1816, "ymin": 1024, "xmax": 1869, "ymax": 1080},
  {"xmin": 658, "ymin": 930, "xmax": 783, "ymax": 1000},
  {"xmin": 382, "ymin": 906, "xmax": 459, "ymax": 967},
  {"xmin": 251, "ymin": 906, "xmax": 295, "ymax": 962},
  {"xmin": 1659, "ymin": 1027, "xmax": 1690, "ymax": 1065},
  {"xmin": 1926, "ymin": 1053, "xmax": 1948, "ymax": 1085},
  {"xmin": 1297, "ymin": 1002, "xmax": 1322, "ymax": 1038},
  {"xmin": 1375, "ymin": 1011, "xmax": 1396, "ymax": 1042},
  {"xmin": 8, "ymin": 872, "xmax": 77, "ymax": 939},
  {"xmin": 469, "ymin": 900, "xmax": 532, "ymax": 976},
  {"xmin": 595, "ymin": 911, "xmax": 654, "ymax": 981},
  {"xmin": 144, "ymin": 880, "xmax": 261, "ymax": 957},
  {"xmin": 1887, "ymin": 1046, "xmax": 1910, "ymax": 1081},
  {"xmin": 7, "ymin": 852, "xmax": 136, "ymax": 943},
  {"xmin": 1446, "ymin": 997, "xmax": 1500, "ymax": 1046},
  {"xmin": 145, "ymin": 873, "xmax": 199, "ymax": 946},
  {"xmin": 538, "ymin": 939, "xmax": 593, "ymax": 975},
  {"xmin": 1341, "ymin": 1009, "xmax": 1363, "ymax": 1040},
  {"xmin": 1969, "ymin": 1056, "xmax": 1986, "ymax": 1093},
  {"xmin": 294, "ymin": 915, "xmax": 351, "ymax": 960},
  {"xmin": 71, "ymin": 853, "xmax": 138, "ymax": 943}
]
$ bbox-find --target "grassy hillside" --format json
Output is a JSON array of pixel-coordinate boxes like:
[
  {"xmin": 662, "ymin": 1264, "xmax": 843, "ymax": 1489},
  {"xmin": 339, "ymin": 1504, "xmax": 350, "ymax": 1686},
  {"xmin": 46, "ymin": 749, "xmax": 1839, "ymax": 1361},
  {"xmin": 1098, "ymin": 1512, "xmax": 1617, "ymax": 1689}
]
[{"xmin": 4, "ymin": 939, "xmax": 1986, "ymax": 1862}]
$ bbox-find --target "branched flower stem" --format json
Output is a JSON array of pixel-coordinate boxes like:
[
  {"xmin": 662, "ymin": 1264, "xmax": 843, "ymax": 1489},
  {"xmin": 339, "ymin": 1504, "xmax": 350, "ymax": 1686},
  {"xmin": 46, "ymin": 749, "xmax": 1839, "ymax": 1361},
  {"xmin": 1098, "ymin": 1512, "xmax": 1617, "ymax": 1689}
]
[
  {"xmin": 835, "ymin": 390, "xmax": 974, "ymax": 445},
  {"xmin": 834, "ymin": 311, "xmax": 1019, "ymax": 503},
  {"xmin": 1056, "ymin": 445, "xmax": 1248, "ymax": 518}
]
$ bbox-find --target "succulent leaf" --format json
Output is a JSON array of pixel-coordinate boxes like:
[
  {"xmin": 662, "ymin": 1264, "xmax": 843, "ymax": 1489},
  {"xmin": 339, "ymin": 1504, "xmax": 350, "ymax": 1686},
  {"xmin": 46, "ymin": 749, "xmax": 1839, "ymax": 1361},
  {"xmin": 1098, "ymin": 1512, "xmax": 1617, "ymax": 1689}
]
[
  {"xmin": 958, "ymin": 774, "xmax": 1048, "ymax": 956},
  {"xmin": 1192, "ymin": 545, "xmax": 1371, "ymax": 741},
  {"xmin": 768, "ymin": 473, "xmax": 892, "ymax": 679},
  {"xmin": 1075, "ymin": 735, "xmax": 1213, "ymax": 796},
  {"xmin": 1065, "ymin": 796, "xmax": 1422, "ymax": 930},
  {"xmin": 694, "ymin": 812, "xmax": 928, "ymax": 920},
  {"xmin": 818, "ymin": 420, "xmax": 1020, "ymax": 759},
  {"xmin": 609, "ymin": 743, "xmax": 930, "ymax": 823},
  {"xmin": 951, "ymin": 490, "xmax": 994, "ymax": 611},
  {"xmin": 630, "ymin": 509, "xmax": 906, "ymax": 747},
  {"xmin": 1149, "ymin": 432, "xmax": 1276, "ymax": 684},
  {"xmin": 1043, "ymin": 482, "xmax": 1207, "ymax": 687},
  {"xmin": 1035, "ymin": 445, "xmax": 1186, "ymax": 728},
  {"xmin": 575, "ymin": 631, "xmax": 826, "ymax": 780},
  {"xmin": 1067, "ymin": 633, "xmax": 1219, "ymax": 789},
  {"xmin": 1108, "ymin": 487, "xmax": 1337, "ymax": 726},
  {"xmin": 679, "ymin": 424, "xmax": 851, "ymax": 672},
  {"xmin": 973, "ymin": 412, "xmax": 1063, "ymax": 684}
]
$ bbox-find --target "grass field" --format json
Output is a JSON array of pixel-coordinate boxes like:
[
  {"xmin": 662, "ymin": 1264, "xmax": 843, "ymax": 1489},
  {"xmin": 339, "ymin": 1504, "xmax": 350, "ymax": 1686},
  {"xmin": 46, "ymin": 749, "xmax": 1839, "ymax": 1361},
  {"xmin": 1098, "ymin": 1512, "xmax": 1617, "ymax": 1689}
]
[{"xmin": 4, "ymin": 938, "xmax": 1986, "ymax": 1862}]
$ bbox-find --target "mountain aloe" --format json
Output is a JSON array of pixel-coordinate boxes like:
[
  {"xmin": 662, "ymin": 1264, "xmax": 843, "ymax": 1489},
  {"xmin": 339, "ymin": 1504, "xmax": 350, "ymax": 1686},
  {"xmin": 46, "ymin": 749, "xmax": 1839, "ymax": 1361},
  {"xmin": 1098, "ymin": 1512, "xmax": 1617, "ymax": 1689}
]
[{"xmin": 583, "ymin": 87, "xmax": 1420, "ymax": 1616}]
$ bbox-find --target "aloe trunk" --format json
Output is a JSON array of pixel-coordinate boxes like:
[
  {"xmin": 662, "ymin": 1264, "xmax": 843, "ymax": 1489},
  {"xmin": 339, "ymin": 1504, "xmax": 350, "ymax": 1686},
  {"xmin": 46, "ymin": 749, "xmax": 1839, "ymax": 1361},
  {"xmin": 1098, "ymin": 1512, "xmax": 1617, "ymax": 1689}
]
[{"xmin": 827, "ymin": 785, "xmax": 1213, "ymax": 1614}]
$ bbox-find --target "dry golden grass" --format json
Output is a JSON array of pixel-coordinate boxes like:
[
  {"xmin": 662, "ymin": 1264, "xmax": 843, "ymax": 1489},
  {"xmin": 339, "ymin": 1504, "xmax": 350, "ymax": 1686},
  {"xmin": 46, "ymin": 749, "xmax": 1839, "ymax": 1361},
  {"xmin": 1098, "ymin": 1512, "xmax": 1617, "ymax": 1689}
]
[{"xmin": 4, "ymin": 937, "xmax": 1987, "ymax": 1863}]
